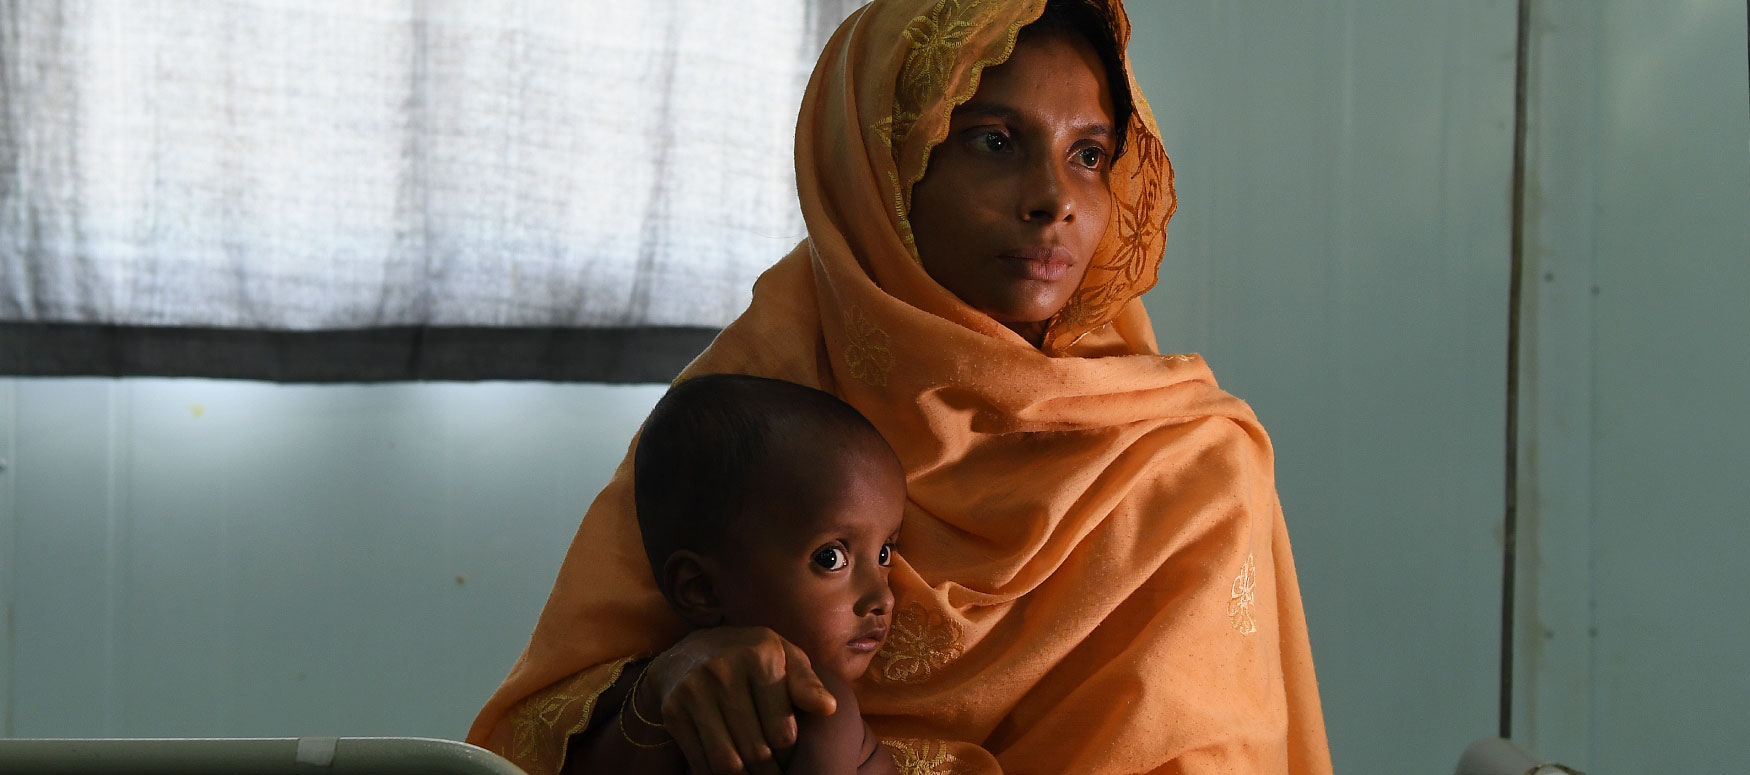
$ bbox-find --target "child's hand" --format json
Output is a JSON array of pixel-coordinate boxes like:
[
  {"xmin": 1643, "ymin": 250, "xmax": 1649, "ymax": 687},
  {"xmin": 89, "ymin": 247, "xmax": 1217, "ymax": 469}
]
[{"xmin": 645, "ymin": 626, "xmax": 839, "ymax": 775}]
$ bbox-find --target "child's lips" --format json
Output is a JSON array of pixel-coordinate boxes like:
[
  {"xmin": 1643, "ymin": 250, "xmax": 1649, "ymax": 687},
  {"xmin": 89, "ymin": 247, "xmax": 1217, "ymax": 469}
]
[{"xmin": 848, "ymin": 625, "xmax": 888, "ymax": 653}]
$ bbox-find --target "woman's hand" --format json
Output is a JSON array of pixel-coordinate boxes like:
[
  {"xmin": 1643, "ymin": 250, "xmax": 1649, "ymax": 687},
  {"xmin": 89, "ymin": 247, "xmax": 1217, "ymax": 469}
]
[{"xmin": 642, "ymin": 626, "xmax": 838, "ymax": 775}]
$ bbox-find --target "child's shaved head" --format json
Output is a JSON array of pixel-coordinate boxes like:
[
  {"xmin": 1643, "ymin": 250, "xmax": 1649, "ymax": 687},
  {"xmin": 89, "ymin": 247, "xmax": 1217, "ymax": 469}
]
[
  {"xmin": 634, "ymin": 373, "xmax": 905, "ymax": 682},
  {"xmin": 633, "ymin": 374, "xmax": 896, "ymax": 588}
]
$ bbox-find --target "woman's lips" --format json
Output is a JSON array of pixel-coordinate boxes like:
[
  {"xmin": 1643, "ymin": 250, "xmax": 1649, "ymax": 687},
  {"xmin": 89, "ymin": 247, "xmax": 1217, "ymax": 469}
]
[{"xmin": 997, "ymin": 246, "xmax": 1075, "ymax": 282}]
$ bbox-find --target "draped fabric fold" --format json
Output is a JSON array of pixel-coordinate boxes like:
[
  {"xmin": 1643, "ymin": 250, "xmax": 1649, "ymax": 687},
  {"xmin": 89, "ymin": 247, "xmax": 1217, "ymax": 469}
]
[{"xmin": 469, "ymin": 1, "xmax": 1331, "ymax": 772}]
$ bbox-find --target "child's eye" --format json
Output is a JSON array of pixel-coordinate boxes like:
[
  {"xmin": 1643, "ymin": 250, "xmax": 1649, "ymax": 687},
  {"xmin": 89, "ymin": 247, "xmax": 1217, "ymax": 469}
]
[
  {"xmin": 878, "ymin": 542, "xmax": 894, "ymax": 567},
  {"xmin": 812, "ymin": 545, "xmax": 848, "ymax": 571}
]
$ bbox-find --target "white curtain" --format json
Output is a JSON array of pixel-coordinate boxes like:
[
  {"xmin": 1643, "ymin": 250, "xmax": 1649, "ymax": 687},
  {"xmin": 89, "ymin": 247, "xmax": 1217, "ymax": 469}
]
[{"xmin": 0, "ymin": 0, "xmax": 858, "ymax": 341}]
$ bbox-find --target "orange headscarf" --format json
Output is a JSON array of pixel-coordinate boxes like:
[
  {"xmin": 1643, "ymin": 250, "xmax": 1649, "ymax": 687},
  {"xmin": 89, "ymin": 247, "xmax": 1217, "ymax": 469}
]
[{"xmin": 468, "ymin": 1, "xmax": 1331, "ymax": 773}]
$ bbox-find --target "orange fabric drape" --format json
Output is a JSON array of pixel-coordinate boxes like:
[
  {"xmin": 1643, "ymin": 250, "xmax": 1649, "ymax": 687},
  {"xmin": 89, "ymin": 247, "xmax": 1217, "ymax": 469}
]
[{"xmin": 467, "ymin": 1, "xmax": 1331, "ymax": 773}]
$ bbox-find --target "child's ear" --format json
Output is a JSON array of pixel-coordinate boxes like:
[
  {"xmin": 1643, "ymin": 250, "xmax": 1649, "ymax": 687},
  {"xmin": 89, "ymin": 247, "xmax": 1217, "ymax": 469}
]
[{"xmin": 663, "ymin": 550, "xmax": 725, "ymax": 628}]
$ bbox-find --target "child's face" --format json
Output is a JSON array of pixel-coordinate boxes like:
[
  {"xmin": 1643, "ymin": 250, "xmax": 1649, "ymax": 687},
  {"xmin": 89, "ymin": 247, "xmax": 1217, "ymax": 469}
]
[{"xmin": 710, "ymin": 437, "xmax": 906, "ymax": 682}]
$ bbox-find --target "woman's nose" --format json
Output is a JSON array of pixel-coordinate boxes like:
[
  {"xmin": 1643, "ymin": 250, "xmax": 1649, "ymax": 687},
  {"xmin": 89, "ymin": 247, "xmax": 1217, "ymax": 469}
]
[{"xmin": 1018, "ymin": 156, "xmax": 1074, "ymax": 224}]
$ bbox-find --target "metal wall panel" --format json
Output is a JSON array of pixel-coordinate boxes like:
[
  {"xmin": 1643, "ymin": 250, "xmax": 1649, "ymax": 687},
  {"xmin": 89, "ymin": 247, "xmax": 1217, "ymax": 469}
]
[
  {"xmin": 1516, "ymin": 0, "xmax": 1750, "ymax": 770},
  {"xmin": 1588, "ymin": 7, "xmax": 1750, "ymax": 760},
  {"xmin": 1127, "ymin": 3, "xmax": 1518, "ymax": 773}
]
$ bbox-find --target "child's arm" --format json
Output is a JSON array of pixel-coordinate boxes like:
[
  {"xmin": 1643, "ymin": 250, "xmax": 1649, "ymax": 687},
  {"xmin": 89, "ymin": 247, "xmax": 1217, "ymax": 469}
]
[
  {"xmin": 787, "ymin": 671, "xmax": 896, "ymax": 775},
  {"xmin": 854, "ymin": 725, "xmax": 900, "ymax": 775}
]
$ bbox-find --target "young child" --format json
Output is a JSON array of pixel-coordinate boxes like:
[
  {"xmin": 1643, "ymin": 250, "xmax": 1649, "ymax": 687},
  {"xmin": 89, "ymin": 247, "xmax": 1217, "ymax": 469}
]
[{"xmin": 591, "ymin": 373, "xmax": 903, "ymax": 775}]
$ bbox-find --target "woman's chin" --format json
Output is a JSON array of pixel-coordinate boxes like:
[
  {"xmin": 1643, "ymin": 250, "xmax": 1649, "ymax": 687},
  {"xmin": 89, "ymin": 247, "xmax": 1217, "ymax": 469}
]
[
  {"xmin": 983, "ymin": 290, "xmax": 1074, "ymax": 327},
  {"xmin": 988, "ymin": 302, "xmax": 1067, "ymax": 342}
]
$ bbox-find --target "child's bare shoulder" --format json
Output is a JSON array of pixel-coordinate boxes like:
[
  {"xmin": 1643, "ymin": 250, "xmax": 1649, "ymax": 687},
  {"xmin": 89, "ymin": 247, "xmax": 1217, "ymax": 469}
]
[{"xmin": 788, "ymin": 672, "xmax": 896, "ymax": 775}]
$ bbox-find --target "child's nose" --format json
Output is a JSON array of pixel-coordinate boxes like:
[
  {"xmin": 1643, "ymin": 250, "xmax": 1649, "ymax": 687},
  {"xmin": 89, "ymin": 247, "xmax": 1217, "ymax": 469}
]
[{"xmin": 855, "ymin": 566, "xmax": 893, "ymax": 616}]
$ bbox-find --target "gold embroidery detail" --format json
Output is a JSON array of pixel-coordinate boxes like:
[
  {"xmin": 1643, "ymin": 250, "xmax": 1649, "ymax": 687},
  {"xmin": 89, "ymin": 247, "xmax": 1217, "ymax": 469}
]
[
  {"xmin": 887, "ymin": 169, "xmax": 917, "ymax": 252},
  {"xmin": 874, "ymin": 110, "xmax": 921, "ymax": 151},
  {"xmin": 509, "ymin": 658, "xmax": 632, "ymax": 775},
  {"xmin": 887, "ymin": 0, "xmax": 994, "ymax": 212},
  {"xmin": 1229, "ymin": 553, "xmax": 1258, "ymax": 635},
  {"xmin": 873, "ymin": 603, "xmax": 964, "ymax": 683},
  {"xmin": 843, "ymin": 305, "xmax": 895, "ymax": 388},
  {"xmin": 882, "ymin": 737, "xmax": 959, "ymax": 775},
  {"xmin": 898, "ymin": 2, "xmax": 983, "ymax": 109}
]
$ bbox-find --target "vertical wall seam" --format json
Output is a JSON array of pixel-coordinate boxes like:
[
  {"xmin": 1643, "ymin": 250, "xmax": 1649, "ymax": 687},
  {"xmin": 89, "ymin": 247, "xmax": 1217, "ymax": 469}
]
[
  {"xmin": 102, "ymin": 382, "xmax": 122, "ymax": 734},
  {"xmin": 1503, "ymin": 0, "xmax": 1534, "ymax": 741},
  {"xmin": 1518, "ymin": 1, "xmax": 1601, "ymax": 758},
  {"xmin": 1583, "ymin": 5, "xmax": 1603, "ymax": 759},
  {"xmin": 0, "ymin": 380, "xmax": 16, "ymax": 737}
]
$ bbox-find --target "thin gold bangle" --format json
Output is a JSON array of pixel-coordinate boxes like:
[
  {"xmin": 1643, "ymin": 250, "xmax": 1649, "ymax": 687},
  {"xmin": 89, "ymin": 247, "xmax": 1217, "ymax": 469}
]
[
  {"xmin": 617, "ymin": 663, "xmax": 673, "ymax": 749},
  {"xmin": 618, "ymin": 701, "xmax": 674, "ymax": 749},
  {"xmin": 628, "ymin": 664, "xmax": 666, "ymax": 730}
]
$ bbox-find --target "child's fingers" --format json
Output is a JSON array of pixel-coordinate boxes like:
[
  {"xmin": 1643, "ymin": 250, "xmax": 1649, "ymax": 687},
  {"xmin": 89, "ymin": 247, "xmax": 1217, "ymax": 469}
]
[{"xmin": 781, "ymin": 641, "xmax": 838, "ymax": 717}]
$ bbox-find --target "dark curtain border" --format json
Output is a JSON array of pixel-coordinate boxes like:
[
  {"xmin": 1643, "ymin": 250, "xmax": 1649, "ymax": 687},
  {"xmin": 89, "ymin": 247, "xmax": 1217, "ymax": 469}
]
[{"xmin": 0, "ymin": 323, "xmax": 719, "ymax": 383}]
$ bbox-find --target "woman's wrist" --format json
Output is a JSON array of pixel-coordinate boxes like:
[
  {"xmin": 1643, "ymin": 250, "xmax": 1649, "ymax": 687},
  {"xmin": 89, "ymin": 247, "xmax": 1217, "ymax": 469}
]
[
  {"xmin": 627, "ymin": 658, "xmax": 667, "ymax": 729},
  {"xmin": 616, "ymin": 659, "xmax": 673, "ymax": 749}
]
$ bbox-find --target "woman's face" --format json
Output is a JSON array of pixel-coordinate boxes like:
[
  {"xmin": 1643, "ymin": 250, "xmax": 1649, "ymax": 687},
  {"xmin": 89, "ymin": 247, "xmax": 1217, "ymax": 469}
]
[{"xmin": 909, "ymin": 29, "xmax": 1117, "ymax": 346}]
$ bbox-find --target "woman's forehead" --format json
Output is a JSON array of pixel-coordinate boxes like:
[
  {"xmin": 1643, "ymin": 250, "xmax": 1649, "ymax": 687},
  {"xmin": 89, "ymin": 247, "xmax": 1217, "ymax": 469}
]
[{"xmin": 951, "ymin": 30, "xmax": 1115, "ymax": 130}]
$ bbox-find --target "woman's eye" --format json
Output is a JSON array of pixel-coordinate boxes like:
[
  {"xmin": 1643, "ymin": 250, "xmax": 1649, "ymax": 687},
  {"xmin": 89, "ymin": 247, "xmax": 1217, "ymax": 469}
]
[
  {"xmin": 974, "ymin": 131, "xmax": 1011, "ymax": 153},
  {"xmin": 1075, "ymin": 146, "xmax": 1106, "ymax": 169},
  {"xmin": 812, "ymin": 546, "xmax": 848, "ymax": 571},
  {"xmin": 878, "ymin": 543, "xmax": 894, "ymax": 566}
]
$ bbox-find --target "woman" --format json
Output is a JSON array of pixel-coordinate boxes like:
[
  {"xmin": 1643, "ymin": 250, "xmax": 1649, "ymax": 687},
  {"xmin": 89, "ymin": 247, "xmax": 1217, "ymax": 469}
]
[{"xmin": 468, "ymin": 1, "xmax": 1331, "ymax": 773}]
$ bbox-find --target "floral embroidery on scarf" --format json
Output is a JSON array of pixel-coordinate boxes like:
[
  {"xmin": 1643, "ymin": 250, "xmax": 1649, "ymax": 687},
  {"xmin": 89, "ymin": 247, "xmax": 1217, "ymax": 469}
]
[
  {"xmin": 883, "ymin": 0, "xmax": 1035, "ymax": 218},
  {"xmin": 508, "ymin": 658, "xmax": 632, "ymax": 775},
  {"xmin": 873, "ymin": 602, "xmax": 964, "ymax": 683},
  {"xmin": 886, "ymin": 0, "xmax": 995, "ymax": 212},
  {"xmin": 1229, "ymin": 553, "xmax": 1258, "ymax": 635},
  {"xmin": 844, "ymin": 305, "xmax": 896, "ymax": 387},
  {"xmin": 897, "ymin": 1, "xmax": 985, "ymax": 109},
  {"xmin": 873, "ymin": 111, "xmax": 921, "ymax": 151},
  {"xmin": 882, "ymin": 737, "xmax": 960, "ymax": 775}
]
